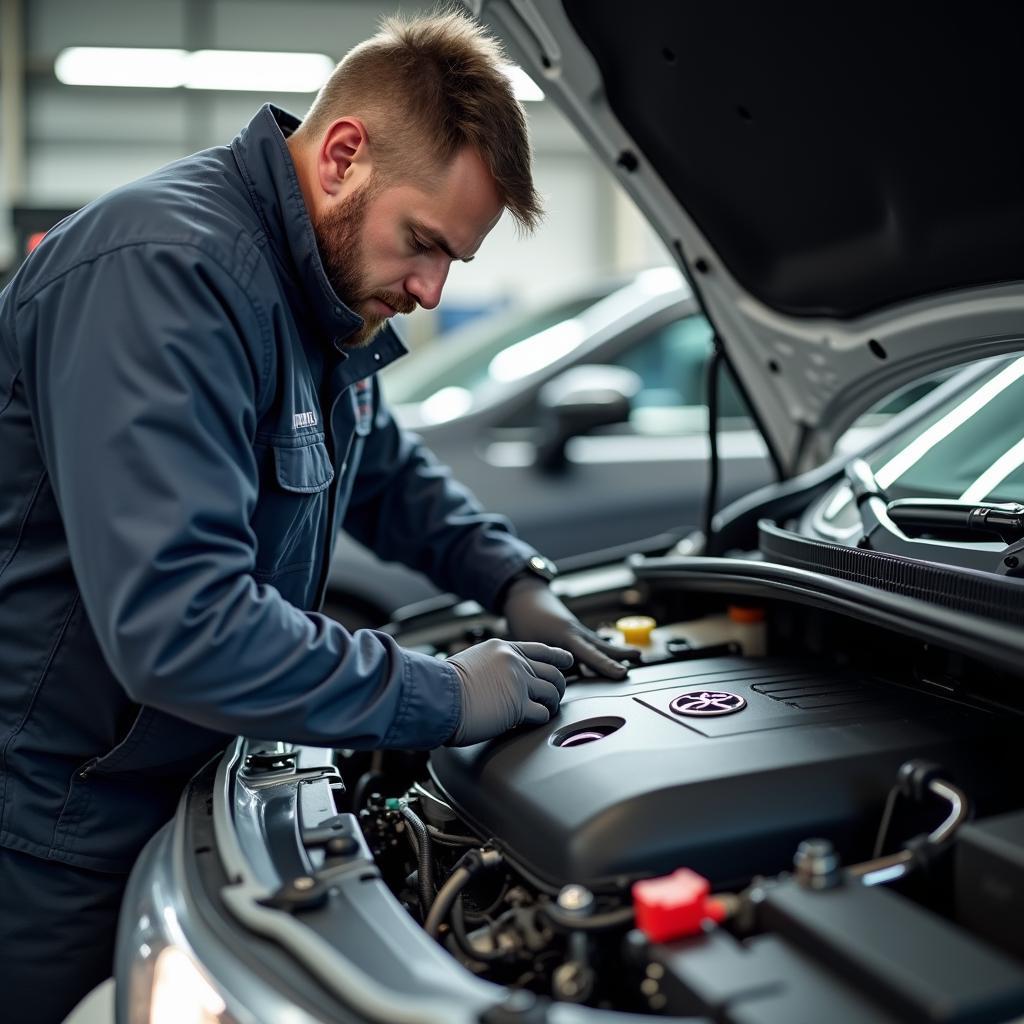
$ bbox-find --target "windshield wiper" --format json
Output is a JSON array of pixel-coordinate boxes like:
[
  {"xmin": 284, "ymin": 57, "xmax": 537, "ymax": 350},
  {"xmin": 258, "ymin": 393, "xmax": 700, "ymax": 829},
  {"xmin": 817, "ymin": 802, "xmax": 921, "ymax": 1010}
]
[
  {"xmin": 886, "ymin": 498, "xmax": 1024, "ymax": 544},
  {"xmin": 844, "ymin": 459, "xmax": 1024, "ymax": 577}
]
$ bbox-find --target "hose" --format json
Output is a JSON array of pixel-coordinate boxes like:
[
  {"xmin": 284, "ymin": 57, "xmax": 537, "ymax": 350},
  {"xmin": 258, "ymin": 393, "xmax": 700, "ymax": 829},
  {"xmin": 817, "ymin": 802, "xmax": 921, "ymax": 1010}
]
[
  {"xmin": 847, "ymin": 772, "xmax": 970, "ymax": 886},
  {"xmin": 427, "ymin": 826, "xmax": 481, "ymax": 848},
  {"xmin": 539, "ymin": 903, "xmax": 635, "ymax": 932},
  {"xmin": 351, "ymin": 770, "xmax": 385, "ymax": 813},
  {"xmin": 425, "ymin": 865, "xmax": 473, "ymax": 938},
  {"xmin": 450, "ymin": 895, "xmax": 506, "ymax": 962},
  {"xmin": 424, "ymin": 848, "xmax": 503, "ymax": 939},
  {"xmin": 399, "ymin": 805, "xmax": 434, "ymax": 918}
]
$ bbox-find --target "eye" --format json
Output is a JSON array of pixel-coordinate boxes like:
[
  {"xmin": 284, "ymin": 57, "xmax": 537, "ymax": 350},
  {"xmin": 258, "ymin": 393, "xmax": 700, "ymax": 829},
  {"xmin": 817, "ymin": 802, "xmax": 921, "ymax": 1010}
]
[{"xmin": 409, "ymin": 233, "xmax": 430, "ymax": 254}]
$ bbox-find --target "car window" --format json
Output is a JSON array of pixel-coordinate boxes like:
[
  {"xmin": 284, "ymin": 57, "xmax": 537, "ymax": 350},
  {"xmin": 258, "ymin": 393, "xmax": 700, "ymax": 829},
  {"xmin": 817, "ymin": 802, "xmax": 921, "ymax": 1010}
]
[
  {"xmin": 609, "ymin": 314, "xmax": 753, "ymax": 434},
  {"xmin": 383, "ymin": 292, "xmax": 611, "ymax": 405}
]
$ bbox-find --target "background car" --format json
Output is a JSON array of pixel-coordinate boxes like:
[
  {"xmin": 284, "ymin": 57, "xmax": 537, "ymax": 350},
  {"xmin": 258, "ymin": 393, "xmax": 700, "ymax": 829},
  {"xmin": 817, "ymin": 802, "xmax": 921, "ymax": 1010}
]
[
  {"xmin": 327, "ymin": 269, "xmax": 941, "ymax": 626},
  {"xmin": 327, "ymin": 267, "xmax": 775, "ymax": 624}
]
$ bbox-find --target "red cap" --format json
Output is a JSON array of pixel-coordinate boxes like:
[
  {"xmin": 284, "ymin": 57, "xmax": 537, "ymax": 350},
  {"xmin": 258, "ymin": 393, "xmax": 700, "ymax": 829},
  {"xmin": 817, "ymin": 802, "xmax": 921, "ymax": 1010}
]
[{"xmin": 632, "ymin": 868, "xmax": 726, "ymax": 943}]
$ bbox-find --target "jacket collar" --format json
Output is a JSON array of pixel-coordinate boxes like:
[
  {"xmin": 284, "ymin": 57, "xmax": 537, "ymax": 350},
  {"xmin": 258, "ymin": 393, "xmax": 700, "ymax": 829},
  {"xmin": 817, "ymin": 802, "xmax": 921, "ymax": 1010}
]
[{"xmin": 230, "ymin": 104, "xmax": 407, "ymax": 368}]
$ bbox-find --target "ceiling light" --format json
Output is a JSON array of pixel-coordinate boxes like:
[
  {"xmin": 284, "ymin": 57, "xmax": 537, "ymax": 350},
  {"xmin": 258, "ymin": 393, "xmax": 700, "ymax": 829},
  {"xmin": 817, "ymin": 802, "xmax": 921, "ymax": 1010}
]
[
  {"xmin": 54, "ymin": 47, "xmax": 334, "ymax": 93},
  {"xmin": 55, "ymin": 47, "xmax": 188, "ymax": 89},
  {"xmin": 186, "ymin": 50, "xmax": 334, "ymax": 93}
]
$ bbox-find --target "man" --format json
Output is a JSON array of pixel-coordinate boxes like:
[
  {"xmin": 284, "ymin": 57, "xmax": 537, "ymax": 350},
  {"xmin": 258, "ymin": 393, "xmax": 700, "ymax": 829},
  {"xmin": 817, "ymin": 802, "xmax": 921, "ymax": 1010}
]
[{"xmin": 0, "ymin": 11, "xmax": 636, "ymax": 1020}]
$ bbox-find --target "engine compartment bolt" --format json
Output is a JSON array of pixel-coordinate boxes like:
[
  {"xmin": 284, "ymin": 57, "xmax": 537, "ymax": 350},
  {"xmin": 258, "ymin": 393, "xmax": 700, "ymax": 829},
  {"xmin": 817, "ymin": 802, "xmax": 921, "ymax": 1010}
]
[
  {"xmin": 794, "ymin": 838, "xmax": 841, "ymax": 889},
  {"xmin": 292, "ymin": 876, "xmax": 316, "ymax": 891},
  {"xmin": 557, "ymin": 884, "xmax": 595, "ymax": 916}
]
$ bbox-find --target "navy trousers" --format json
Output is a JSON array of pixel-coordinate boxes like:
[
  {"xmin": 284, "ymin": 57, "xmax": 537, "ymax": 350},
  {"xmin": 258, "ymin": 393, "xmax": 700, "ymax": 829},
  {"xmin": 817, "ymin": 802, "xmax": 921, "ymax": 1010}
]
[{"xmin": 0, "ymin": 847, "xmax": 128, "ymax": 1023}]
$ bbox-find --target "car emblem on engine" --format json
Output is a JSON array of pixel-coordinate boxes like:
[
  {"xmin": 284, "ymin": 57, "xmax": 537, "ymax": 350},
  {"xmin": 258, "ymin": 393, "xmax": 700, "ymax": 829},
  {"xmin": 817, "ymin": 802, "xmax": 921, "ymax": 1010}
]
[{"xmin": 669, "ymin": 690, "xmax": 747, "ymax": 717}]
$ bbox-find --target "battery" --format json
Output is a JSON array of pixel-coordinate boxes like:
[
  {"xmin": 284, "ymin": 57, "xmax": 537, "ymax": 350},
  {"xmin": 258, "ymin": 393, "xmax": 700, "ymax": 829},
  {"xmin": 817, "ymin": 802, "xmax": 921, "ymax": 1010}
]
[{"xmin": 956, "ymin": 808, "xmax": 1024, "ymax": 961}]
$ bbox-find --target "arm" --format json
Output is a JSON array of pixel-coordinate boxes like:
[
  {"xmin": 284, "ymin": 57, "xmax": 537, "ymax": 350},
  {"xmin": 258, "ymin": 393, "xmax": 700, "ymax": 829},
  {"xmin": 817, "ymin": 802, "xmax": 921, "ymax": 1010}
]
[
  {"xmin": 342, "ymin": 370, "xmax": 639, "ymax": 678},
  {"xmin": 17, "ymin": 243, "xmax": 458, "ymax": 748},
  {"xmin": 342, "ymin": 377, "xmax": 538, "ymax": 610}
]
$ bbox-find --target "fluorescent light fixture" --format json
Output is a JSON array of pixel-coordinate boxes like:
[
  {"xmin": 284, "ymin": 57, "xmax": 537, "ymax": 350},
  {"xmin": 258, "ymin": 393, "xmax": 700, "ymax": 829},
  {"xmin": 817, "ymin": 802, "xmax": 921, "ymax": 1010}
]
[
  {"xmin": 186, "ymin": 50, "xmax": 334, "ymax": 93},
  {"xmin": 55, "ymin": 48, "xmax": 188, "ymax": 89},
  {"xmin": 502, "ymin": 64, "xmax": 544, "ymax": 102},
  {"xmin": 55, "ymin": 47, "xmax": 334, "ymax": 93}
]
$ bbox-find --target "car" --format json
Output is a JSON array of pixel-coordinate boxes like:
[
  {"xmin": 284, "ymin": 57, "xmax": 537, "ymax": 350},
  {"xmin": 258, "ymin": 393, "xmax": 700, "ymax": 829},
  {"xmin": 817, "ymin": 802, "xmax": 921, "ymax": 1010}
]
[
  {"xmin": 328, "ymin": 269, "xmax": 933, "ymax": 627},
  {"xmin": 326, "ymin": 266, "xmax": 776, "ymax": 626},
  {"xmin": 114, "ymin": 4, "xmax": 1024, "ymax": 1023}
]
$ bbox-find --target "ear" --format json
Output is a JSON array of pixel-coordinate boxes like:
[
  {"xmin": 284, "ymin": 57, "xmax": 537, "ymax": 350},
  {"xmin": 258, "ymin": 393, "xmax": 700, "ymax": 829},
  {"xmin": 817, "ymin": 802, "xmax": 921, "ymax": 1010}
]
[{"xmin": 316, "ymin": 117, "xmax": 372, "ymax": 197}]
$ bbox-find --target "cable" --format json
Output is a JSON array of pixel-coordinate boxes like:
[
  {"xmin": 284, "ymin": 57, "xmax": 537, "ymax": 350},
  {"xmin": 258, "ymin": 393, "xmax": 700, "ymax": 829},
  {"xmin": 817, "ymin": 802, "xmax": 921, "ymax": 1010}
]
[
  {"xmin": 399, "ymin": 805, "xmax": 434, "ymax": 919},
  {"xmin": 702, "ymin": 339, "xmax": 723, "ymax": 556},
  {"xmin": 872, "ymin": 784, "xmax": 901, "ymax": 858}
]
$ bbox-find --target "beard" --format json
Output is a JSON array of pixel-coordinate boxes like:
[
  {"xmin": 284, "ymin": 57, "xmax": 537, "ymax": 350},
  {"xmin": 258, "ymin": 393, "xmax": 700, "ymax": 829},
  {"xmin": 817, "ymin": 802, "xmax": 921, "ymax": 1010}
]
[{"xmin": 312, "ymin": 178, "xmax": 415, "ymax": 349}]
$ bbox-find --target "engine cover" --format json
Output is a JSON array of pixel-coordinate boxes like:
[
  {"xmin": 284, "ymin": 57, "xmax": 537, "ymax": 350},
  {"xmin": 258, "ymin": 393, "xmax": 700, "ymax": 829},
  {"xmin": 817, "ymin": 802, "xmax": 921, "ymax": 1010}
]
[{"xmin": 429, "ymin": 656, "xmax": 1017, "ymax": 890}]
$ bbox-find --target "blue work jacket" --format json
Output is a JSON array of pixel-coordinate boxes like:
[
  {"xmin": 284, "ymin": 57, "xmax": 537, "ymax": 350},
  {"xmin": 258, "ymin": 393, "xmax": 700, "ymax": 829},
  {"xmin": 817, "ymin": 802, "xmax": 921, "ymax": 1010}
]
[{"xmin": 0, "ymin": 105, "xmax": 538, "ymax": 872}]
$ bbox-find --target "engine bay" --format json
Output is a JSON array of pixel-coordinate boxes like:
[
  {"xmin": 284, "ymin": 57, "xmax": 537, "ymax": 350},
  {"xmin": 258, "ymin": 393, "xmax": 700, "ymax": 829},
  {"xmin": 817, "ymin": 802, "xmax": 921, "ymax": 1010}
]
[
  {"xmin": 429, "ymin": 654, "xmax": 1018, "ymax": 892},
  {"xmin": 320, "ymin": 566, "xmax": 1024, "ymax": 1021}
]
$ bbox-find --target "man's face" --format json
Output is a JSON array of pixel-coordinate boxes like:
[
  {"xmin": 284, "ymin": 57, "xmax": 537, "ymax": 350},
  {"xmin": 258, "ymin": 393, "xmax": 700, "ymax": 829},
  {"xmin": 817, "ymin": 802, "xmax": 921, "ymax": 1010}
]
[{"xmin": 313, "ymin": 145, "xmax": 504, "ymax": 348}]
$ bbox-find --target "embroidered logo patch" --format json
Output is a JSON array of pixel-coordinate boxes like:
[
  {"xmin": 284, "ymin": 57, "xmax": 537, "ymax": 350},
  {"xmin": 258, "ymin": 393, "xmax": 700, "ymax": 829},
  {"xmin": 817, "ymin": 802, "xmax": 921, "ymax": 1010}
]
[{"xmin": 293, "ymin": 411, "xmax": 317, "ymax": 429}]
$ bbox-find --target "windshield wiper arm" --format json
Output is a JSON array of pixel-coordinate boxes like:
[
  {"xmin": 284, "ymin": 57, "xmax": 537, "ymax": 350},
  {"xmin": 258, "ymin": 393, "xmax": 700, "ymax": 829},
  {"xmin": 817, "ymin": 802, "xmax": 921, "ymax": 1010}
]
[
  {"xmin": 886, "ymin": 499, "xmax": 1024, "ymax": 544},
  {"xmin": 844, "ymin": 459, "xmax": 1024, "ymax": 577}
]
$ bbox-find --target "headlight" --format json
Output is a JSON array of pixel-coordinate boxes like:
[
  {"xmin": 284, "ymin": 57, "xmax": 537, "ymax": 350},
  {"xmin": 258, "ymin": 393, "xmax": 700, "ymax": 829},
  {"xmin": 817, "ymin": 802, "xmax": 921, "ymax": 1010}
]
[
  {"xmin": 120, "ymin": 902, "xmax": 237, "ymax": 1024},
  {"xmin": 149, "ymin": 946, "xmax": 228, "ymax": 1024}
]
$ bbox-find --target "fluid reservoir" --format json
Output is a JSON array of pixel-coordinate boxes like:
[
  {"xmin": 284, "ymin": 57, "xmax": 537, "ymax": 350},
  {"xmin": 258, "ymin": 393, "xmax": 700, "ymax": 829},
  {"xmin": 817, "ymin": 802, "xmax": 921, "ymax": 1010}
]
[{"xmin": 606, "ymin": 606, "xmax": 766, "ymax": 658}]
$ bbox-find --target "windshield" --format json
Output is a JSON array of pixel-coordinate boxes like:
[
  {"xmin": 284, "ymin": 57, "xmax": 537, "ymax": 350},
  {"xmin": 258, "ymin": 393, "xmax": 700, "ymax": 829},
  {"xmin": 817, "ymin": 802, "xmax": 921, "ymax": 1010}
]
[
  {"xmin": 817, "ymin": 355, "xmax": 1024, "ymax": 537},
  {"xmin": 870, "ymin": 355, "xmax": 1024, "ymax": 503}
]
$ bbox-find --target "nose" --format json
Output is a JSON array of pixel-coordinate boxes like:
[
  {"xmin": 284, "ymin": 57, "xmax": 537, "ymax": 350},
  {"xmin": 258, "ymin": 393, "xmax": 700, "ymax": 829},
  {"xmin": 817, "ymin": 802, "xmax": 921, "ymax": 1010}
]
[{"xmin": 405, "ymin": 258, "xmax": 450, "ymax": 311}]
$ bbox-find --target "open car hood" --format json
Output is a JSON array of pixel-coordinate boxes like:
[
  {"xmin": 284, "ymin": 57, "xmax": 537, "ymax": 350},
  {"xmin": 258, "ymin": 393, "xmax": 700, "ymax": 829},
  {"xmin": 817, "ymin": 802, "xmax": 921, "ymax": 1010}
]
[{"xmin": 468, "ymin": 1, "xmax": 1024, "ymax": 475}]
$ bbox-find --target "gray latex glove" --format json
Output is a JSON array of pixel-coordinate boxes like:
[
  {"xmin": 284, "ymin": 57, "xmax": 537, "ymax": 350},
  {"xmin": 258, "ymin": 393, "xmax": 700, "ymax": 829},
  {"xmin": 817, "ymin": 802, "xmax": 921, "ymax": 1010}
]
[
  {"xmin": 503, "ymin": 576, "xmax": 640, "ymax": 680},
  {"xmin": 446, "ymin": 638, "xmax": 573, "ymax": 746}
]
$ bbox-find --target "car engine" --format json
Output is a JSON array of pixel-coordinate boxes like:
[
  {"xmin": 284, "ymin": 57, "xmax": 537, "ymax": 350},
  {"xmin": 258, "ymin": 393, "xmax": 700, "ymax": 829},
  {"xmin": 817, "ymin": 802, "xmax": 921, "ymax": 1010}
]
[
  {"xmin": 429, "ymin": 654, "xmax": 1019, "ymax": 892},
  {"xmin": 339, "ymin": 567, "xmax": 1024, "ymax": 1020}
]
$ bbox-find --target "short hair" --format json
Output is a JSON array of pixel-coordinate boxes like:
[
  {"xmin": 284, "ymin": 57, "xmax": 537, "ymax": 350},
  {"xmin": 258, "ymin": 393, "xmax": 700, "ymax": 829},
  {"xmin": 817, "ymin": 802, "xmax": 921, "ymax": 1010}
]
[{"xmin": 298, "ymin": 9, "xmax": 543, "ymax": 233}]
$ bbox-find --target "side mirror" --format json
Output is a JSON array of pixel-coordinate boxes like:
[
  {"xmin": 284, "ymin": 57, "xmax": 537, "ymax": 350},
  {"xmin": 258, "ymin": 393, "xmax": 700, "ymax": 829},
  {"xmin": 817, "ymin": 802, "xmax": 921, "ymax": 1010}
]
[{"xmin": 535, "ymin": 364, "xmax": 642, "ymax": 471}]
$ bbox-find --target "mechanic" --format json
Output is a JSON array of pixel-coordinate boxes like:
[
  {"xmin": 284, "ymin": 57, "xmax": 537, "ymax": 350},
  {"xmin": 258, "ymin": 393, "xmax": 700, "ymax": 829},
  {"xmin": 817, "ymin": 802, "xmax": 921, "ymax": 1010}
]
[{"xmin": 0, "ymin": 12, "xmax": 637, "ymax": 1021}]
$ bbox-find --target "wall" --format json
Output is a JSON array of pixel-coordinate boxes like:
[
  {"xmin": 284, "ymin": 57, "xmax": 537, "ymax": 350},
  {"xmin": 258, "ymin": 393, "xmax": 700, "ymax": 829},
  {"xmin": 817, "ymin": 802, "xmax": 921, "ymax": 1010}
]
[{"xmin": 1, "ymin": 0, "xmax": 669, "ymax": 331}]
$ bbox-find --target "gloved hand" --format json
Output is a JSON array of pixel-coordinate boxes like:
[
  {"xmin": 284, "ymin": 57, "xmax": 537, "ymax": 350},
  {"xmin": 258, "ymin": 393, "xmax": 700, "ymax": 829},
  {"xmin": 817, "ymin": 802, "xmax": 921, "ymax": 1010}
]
[
  {"xmin": 502, "ymin": 576, "xmax": 640, "ymax": 680},
  {"xmin": 446, "ymin": 638, "xmax": 573, "ymax": 746}
]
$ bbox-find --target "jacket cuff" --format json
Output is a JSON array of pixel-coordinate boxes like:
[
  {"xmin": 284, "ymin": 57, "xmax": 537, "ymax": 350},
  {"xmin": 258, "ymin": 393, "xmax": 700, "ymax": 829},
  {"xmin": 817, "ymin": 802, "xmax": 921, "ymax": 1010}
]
[
  {"xmin": 476, "ymin": 546, "xmax": 545, "ymax": 614},
  {"xmin": 382, "ymin": 649, "xmax": 462, "ymax": 749}
]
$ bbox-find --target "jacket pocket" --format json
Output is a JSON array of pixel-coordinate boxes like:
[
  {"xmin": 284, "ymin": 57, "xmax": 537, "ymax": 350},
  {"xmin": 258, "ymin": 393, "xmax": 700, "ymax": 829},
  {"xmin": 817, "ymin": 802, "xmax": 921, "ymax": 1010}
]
[
  {"xmin": 272, "ymin": 438, "xmax": 334, "ymax": 493},
  {"xmin": 78, "ymin": 707, "xmax": 227, "ymax": 778},
  {"xmin": 251, "ymin": 436, "xmax": 333, "ymax": 578}
]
